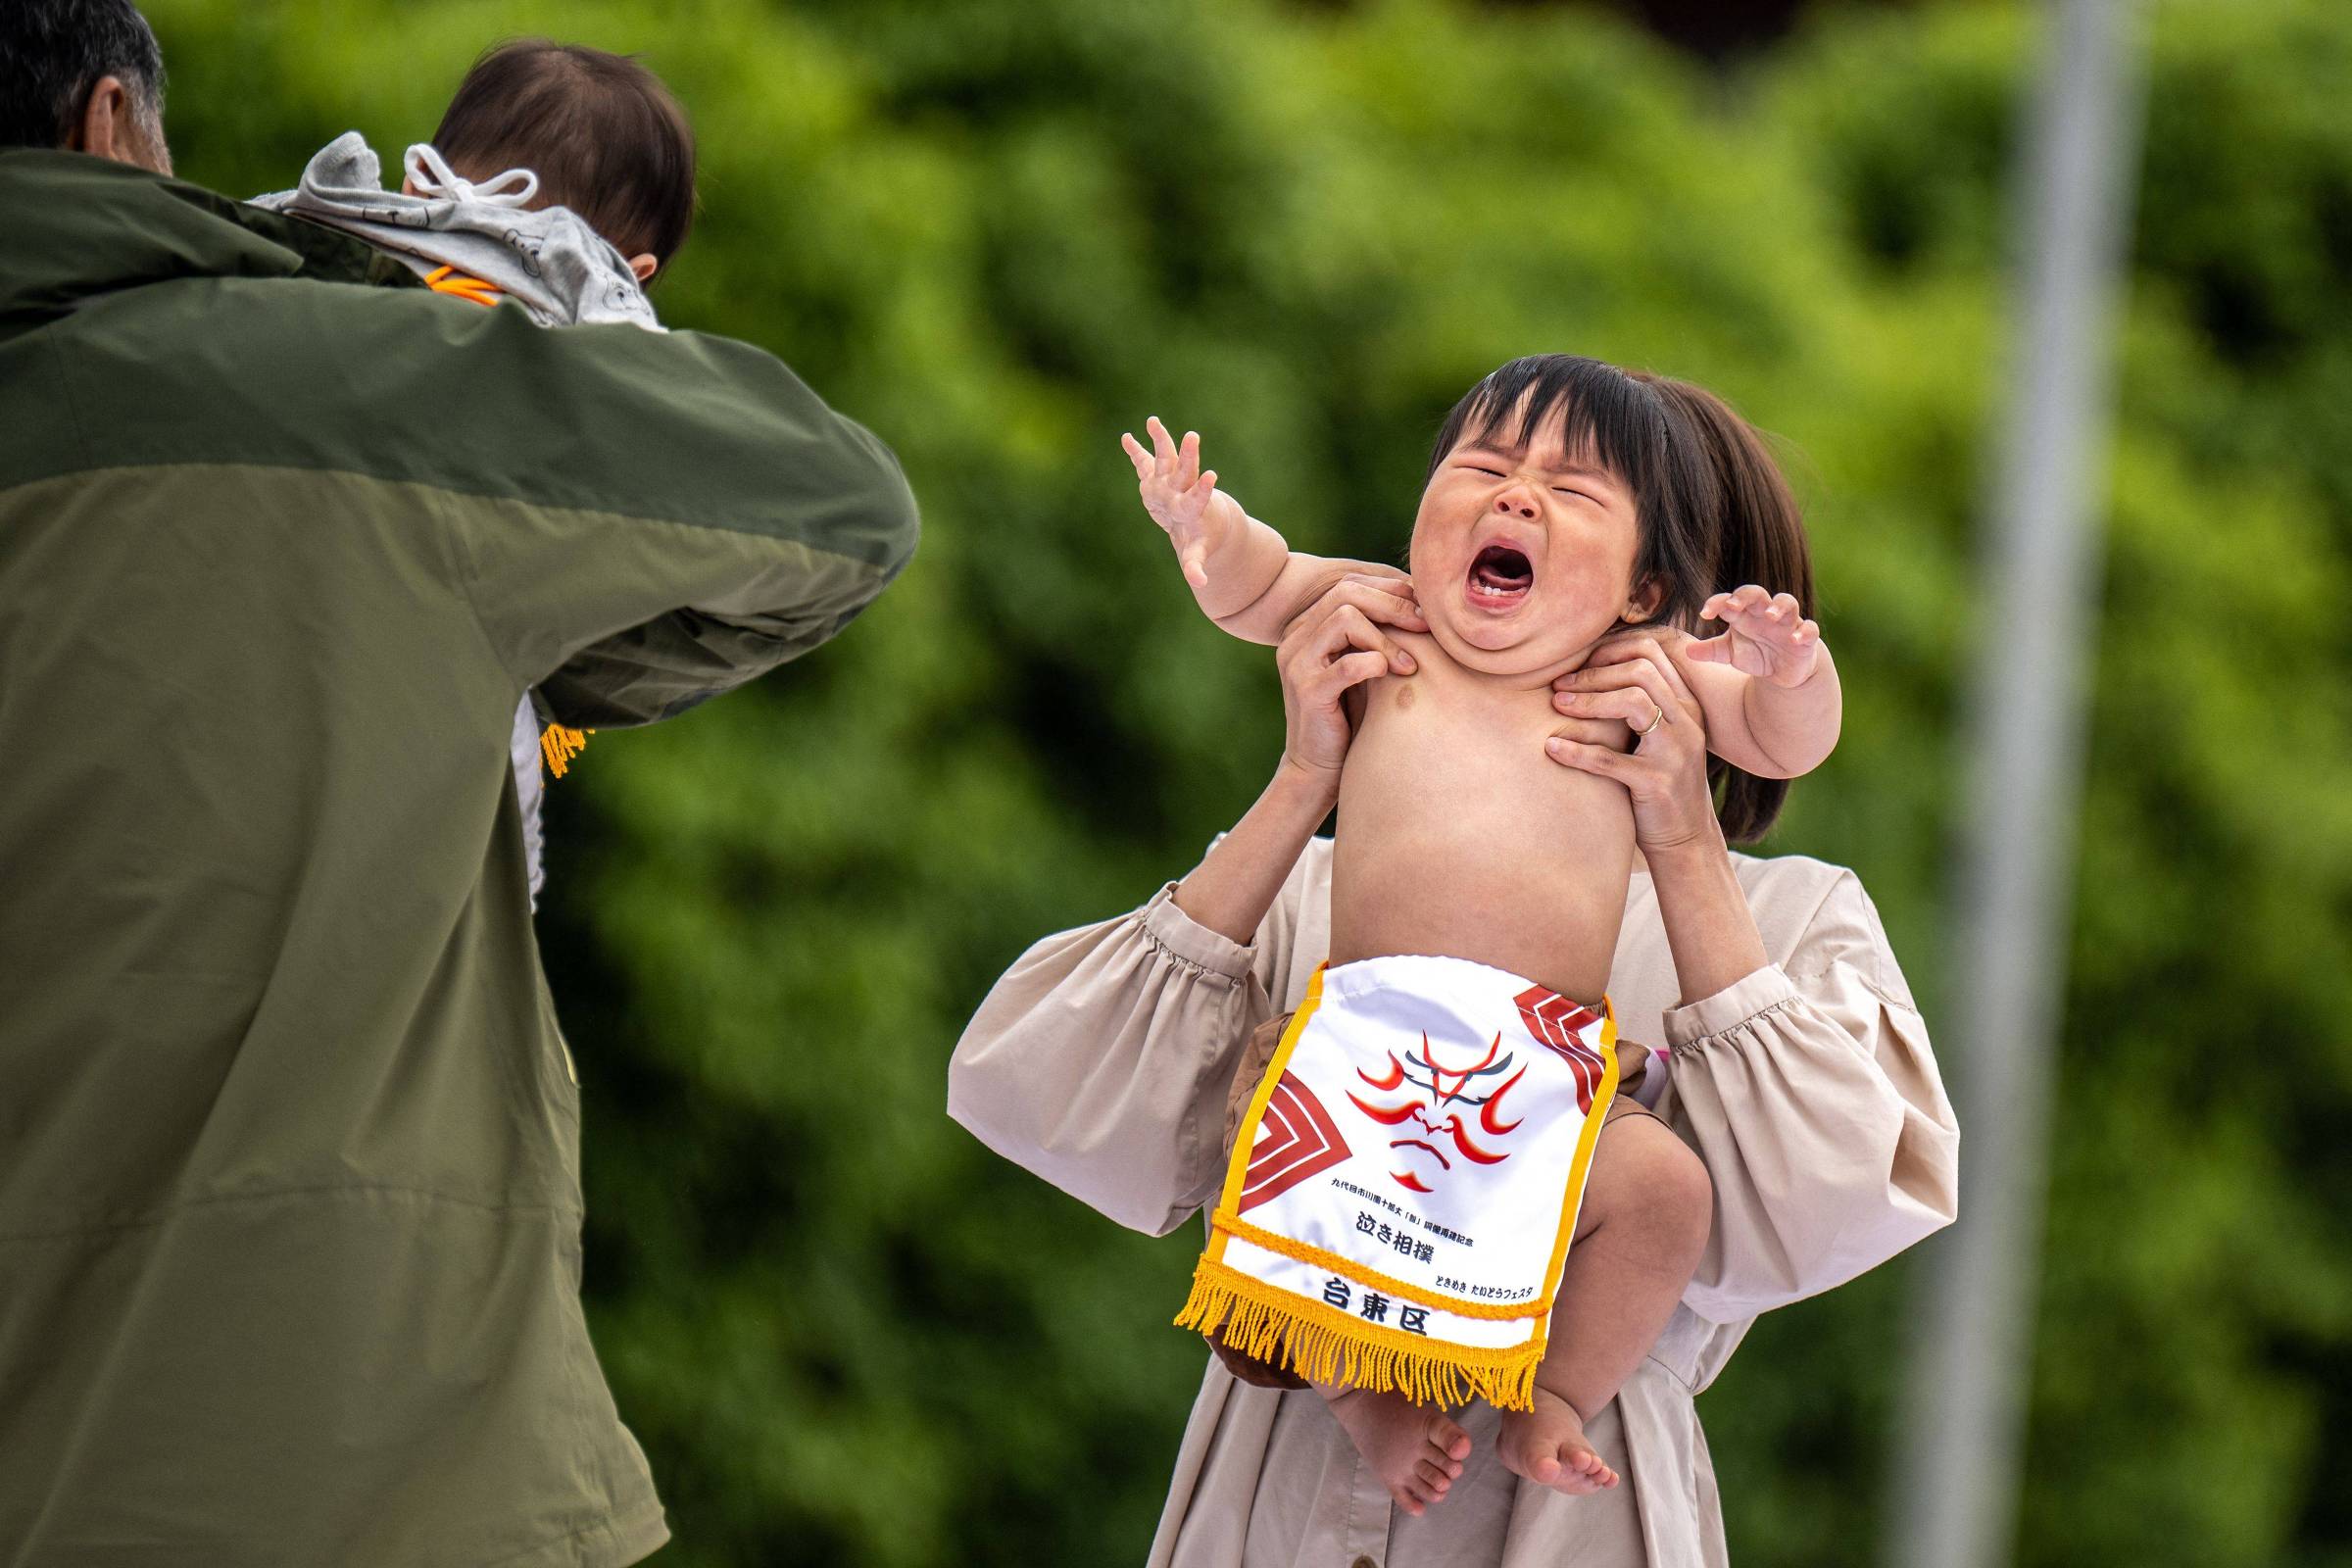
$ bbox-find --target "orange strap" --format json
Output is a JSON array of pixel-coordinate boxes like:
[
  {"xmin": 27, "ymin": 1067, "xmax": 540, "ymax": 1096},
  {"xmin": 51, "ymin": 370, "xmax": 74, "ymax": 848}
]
[{"xmin": 423, "ymin": 264, "xmax": 503, "ymax": 309}]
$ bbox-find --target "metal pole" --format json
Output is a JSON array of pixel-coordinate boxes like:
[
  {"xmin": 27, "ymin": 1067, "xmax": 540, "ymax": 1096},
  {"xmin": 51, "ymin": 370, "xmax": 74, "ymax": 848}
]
[{"xmin": 1888, "ymin": 4, "xmax": 2146, "ymax": 1566}]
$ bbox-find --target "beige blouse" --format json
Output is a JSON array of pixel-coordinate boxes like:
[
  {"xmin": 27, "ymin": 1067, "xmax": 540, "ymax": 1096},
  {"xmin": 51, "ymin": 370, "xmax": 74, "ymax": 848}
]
[{"xmin": 949, "ymin": 838, "xmax": 1957, "ymax": 1567}]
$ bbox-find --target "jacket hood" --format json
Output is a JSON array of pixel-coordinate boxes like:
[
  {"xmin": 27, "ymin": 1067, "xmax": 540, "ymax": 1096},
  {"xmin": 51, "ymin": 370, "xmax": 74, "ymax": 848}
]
[
  {"xmin": 249, "ymin": 132, "xmax": 662, "ymax": 331},
  {"xmin": 0, "ymin": 148, "xmax": 417, "ymax": 340}
]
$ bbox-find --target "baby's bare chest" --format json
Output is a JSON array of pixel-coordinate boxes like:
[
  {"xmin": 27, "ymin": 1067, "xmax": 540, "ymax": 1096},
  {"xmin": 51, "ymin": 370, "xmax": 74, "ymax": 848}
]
[
  {"xmin": 1346, "ymin": 664, "xmax": 1572, "ymax": 802},
  {"xmin": 1327, "ymin": 654, "xmax": 1636, "ymax": 997}
]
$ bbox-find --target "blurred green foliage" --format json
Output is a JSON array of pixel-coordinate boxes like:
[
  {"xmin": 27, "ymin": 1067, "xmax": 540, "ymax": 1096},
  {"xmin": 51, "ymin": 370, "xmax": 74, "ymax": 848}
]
[{"xmin": 137, "ymin": 0, "xmax": 2352, "ymax": 1562}]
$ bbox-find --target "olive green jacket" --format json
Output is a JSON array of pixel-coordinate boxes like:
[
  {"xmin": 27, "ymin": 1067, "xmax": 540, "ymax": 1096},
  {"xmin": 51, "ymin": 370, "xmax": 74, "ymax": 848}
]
[{"xmin": 0, "ymin": 151, "xmax": 918, "ymax": 1568}]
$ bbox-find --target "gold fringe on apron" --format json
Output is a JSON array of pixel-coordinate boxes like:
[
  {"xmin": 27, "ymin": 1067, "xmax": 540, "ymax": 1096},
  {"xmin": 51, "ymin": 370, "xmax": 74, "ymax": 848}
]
[{"xmin": 1176, "ymin": 1253, "xmax": 1546, "ymax": 1409}]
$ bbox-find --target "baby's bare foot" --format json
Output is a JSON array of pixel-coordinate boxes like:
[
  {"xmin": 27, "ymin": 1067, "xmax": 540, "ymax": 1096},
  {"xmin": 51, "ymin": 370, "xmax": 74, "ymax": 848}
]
[
  {"xmin": 1322, "ymin": 1387, "xmax": 1472, "ymax": 1516},
  {"xmin": 1497, "ymin": 1387, "xmax": 1619, "ymax": 1494}
]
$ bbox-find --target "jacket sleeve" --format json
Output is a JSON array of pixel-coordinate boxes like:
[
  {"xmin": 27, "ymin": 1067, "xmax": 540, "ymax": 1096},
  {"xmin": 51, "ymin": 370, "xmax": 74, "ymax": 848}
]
[
  {"xmin": 1665, "ymin": 870, "xmax": 1961, "ymax": 1322},
  {"xmin": 435, "ymin": 314, "xmax": 920, "ymax": 724},
  {"xmin": 947, "ymin": 848, "xmax": 1320, "ymax": 1237}
]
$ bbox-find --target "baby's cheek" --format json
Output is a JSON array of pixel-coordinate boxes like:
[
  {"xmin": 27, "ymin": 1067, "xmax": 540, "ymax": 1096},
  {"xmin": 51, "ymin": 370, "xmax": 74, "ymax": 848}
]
[{"xmin": 1540, "ymin": 566, "xmax": 1633, "ymax": 642}]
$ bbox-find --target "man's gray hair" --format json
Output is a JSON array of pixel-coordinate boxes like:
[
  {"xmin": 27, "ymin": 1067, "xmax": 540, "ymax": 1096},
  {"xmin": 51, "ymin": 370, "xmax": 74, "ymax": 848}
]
[{"xmin": 0, "ymin": 0, "xmax": 166, "ymax": 151}]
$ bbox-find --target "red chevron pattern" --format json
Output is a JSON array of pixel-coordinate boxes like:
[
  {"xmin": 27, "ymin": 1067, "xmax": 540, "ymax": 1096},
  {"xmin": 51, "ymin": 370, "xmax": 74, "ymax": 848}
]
[
  {"xmin": 1238, "ymin": 1069, "xmax": 1352, "ymax": 1213},
  {"xmin": 1514, "ymin": 984, "xmax": 1607, "ymax": 1114}
]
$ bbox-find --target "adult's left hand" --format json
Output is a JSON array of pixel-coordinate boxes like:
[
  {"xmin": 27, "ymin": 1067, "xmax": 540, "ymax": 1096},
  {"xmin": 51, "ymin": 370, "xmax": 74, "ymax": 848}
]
[{"xmin": 1544, "ymin": 626, "xmax": 1724, "ymax": 856}]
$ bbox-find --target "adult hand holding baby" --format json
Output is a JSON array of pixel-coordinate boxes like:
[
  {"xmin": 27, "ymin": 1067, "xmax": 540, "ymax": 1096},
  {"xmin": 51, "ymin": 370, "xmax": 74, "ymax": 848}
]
[
  {"xmin": 1548, "ymin": 626, "xmax": 1778, "ymax": 1003},
  {"xmin": 1166, "ymin": 572, "xmax": 1428, "ymax": 946},
  {"xmin": 1544, "ymin": 583, "xmax": 1835, "ymax": 858},
  {"xmin": 1274, "ymin": 574, "xmax": 1427, "ymax": 795},
  {"xmin": 1545, "ymin": 627, "xmax": 1719, "ymax": 856}
]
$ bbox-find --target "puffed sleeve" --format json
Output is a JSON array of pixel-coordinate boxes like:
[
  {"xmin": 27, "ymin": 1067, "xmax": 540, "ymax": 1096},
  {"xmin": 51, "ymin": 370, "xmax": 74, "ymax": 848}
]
[
  {"xmin": 947, "ymin": 846, "xmax": 1319, "ymax": 1237},
  {"xmin": 1664, "ymin": 869, "xmax": 1960, "ymax": 1323}
]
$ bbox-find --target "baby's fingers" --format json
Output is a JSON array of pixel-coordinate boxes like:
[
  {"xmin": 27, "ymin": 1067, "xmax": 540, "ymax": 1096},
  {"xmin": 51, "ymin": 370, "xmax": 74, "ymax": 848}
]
[
  {"xmin": 1147, "ymin": 416, "xmax": 1179, "ymax": 470},
  {"xmin": 1179, "ymin": 429, "xmax": 1202, "ymax": 489},
  {"xmin": 1705, "ymin": 584, "xmax": 1772, "ymax": 622},
  {"xmin": 1120, "ymin": 431, "xmax": 1153, "ymax": 481},
  {"xmin": 1181, "ymin": 542, "xmax": 1209, "ymax": 589}
]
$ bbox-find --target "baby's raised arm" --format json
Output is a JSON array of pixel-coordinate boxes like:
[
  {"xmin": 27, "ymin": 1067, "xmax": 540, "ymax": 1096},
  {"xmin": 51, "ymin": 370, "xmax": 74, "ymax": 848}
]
[
  {"xmin": 1122, "ymin": 417, "xmax": 1399, "ymax": 644},
  {"xmin": 1674, "ymin": 586, "xmax": 1842, "ymax": 778}
]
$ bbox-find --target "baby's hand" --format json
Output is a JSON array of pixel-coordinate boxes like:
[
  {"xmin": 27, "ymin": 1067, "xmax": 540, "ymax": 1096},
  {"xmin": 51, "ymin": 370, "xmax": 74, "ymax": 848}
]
[
  {"xmin": 1121, "ymin": 416, "xmax": 1249, "ymax": 590},
  {"xmin": 1687, "ymin": 585, "xmax": 1822, "ymax": 687}
]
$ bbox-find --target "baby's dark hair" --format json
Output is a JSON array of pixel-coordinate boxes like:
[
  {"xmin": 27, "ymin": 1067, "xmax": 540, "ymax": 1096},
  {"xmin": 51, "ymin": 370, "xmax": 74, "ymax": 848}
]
[
  {"xmin": 1643, "ymin": 376, "xmax": 1815, "ymax": 843},
  {"xmin": 431, "ymin": 38, "xmax": 696, "ymax": 270},
  {"xmin": 1427, "ymin": 354, "xmax": 1815, "ymax": 843}
]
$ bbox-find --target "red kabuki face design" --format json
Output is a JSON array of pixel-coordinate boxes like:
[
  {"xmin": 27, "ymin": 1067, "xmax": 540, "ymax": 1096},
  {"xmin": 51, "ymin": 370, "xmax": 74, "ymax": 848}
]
[{"xmin": 1347, "ymin": 1032, "xmax": 1527, "ymax": 1195}]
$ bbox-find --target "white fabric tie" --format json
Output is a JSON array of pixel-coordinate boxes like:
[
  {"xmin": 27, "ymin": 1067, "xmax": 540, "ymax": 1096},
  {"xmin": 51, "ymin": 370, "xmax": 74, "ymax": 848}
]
[{"xmin": 403, "ymin": 142, "xmax": 538, "ymax": 208}]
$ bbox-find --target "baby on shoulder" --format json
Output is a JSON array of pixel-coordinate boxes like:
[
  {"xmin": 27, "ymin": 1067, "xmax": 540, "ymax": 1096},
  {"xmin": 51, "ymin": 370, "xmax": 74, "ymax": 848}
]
[{"xmin": 253, "ymin": 39, "xmax": 699, "ymax": 900}]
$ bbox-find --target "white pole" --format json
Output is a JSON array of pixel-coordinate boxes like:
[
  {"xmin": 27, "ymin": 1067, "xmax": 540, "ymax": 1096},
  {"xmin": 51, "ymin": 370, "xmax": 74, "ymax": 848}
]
[{"xmin": 1887, "ymin": 3, "xmax": 2147, "ymax": 1566}]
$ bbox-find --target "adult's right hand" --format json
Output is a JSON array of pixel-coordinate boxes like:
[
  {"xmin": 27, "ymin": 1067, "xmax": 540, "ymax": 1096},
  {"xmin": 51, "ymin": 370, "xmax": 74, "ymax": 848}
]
[{"xmin": 1276, "ymin": 572, "xmax": 1426, "ymax": 791}]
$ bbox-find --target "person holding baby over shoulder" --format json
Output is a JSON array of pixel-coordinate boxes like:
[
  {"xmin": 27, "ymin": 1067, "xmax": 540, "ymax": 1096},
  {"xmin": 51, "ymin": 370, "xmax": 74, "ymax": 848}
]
[
  {"xmin": 951, "ymin": 355, "xmax": 1958, "ymax": 1565},
  {"xmin": 0, "ymin": 8, "xmax": 917, "ymax": 1562}
]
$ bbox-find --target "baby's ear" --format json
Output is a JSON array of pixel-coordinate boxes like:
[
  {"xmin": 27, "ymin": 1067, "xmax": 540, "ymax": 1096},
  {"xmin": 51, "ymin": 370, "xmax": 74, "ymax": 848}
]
[
  {"xmin": 1621, "ymin": 576, "xmax": 1667, "ymax": 625},
  {"xmin": 627, "ymin": 253, "xmax": 659, "ymax": 284}
]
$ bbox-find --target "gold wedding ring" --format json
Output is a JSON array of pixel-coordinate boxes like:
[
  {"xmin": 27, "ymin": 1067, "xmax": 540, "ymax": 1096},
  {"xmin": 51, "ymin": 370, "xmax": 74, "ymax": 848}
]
[{"xmin": 1638, "ymin": 703, "xmax": 1666, "ymax": 737}]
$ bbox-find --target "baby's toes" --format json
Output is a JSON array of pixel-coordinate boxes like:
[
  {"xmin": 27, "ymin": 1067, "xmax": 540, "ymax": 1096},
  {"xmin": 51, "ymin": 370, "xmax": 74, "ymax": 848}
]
[
  {"xmin": 1494, "ymin": 1421, "xmax": 1551, "ymax": 1484},
  {"xmin": 1414, "ymin": 1458, "xmax": 1454, "ymax": 1499},
  {"xmin": 1552, "ymin": 1446, "xmax": 1616, "ymax": 1494},
  {"xmin": 1424, "ymin": 1409, "xmax": 1473, "ymax": 1462}
]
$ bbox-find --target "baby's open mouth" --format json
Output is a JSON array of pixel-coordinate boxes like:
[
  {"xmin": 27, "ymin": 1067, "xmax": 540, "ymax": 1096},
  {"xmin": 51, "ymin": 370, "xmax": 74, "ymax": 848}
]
[{"xmin": 1465, "ymin": 544, "xmax": 1534, "ymax": 609}]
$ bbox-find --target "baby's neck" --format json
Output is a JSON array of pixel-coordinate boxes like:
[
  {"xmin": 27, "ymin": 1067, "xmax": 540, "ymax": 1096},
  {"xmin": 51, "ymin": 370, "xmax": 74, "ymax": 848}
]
[{"xmin": 1411, "ymin": 625, "xmax": 1598, "ymax": 691}]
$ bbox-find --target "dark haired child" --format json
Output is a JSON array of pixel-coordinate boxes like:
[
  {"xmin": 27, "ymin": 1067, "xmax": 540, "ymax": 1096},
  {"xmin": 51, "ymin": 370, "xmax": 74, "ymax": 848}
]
[
  {"xmin": 1132, "ymin": 356, "xmax": 1840, "ymax": 1514},
  {"xmin": 254, "ymin": 40, "xmax": 699, "ymax": 899},
  {"xmin": 428, "ymin": 36, "xmax": 696, "ymax": 280},
  {"xmin": 258, "ymin": 39, "xmax": 693, "ymax": 327}
]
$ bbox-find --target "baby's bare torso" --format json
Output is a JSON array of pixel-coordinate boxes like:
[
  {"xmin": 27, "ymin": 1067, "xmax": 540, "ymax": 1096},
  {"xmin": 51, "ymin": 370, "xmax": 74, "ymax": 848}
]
[{"xmin": 1327, "ymin": 631, "xmax": 1636, "ymax": 1004}]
